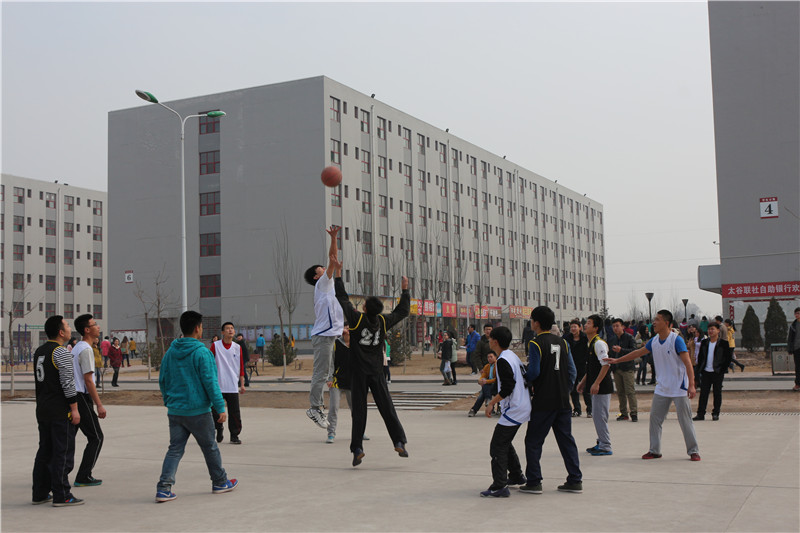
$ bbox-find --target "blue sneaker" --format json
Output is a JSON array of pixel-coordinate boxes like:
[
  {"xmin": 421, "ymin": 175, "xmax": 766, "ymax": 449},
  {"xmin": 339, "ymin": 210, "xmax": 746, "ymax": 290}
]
[
  {"xmin": 480, "ymin": 486, "xmax": 510, "ymax": 498},
  {"xmin": 32, "ymin": 494, "xmax": 53, "ymax": 505},
  {"xmin": 212, "ymin": 478, "xmax": 238, "ymax": 494},
  {"xmin": 326, "ymin": 435, "xmax": 335, "ymax": 444},
  {"xmin": 590, "ymin": 449, "xmax": 613, "ymax": 456},
  {"xmin": 586, "ymin": 444, "xmax": 600, "ymax": 453},
  {"xmin": 155, "ymin": 491, "xmax": 177, "ymax": 503}
]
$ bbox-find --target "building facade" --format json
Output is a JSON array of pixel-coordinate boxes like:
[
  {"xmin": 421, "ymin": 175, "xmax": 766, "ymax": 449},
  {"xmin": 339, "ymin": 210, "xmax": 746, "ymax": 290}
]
[
  {"xmin": 700, "ymin": 1, "xmax": 800, "ymax": 325},
  {"xmin": 1, "ymin": 174, "xmax": 108, "ymax": 357},
  {"xmin": 108, "ymin": 76, "xmax": 605, "ymax": 343}
]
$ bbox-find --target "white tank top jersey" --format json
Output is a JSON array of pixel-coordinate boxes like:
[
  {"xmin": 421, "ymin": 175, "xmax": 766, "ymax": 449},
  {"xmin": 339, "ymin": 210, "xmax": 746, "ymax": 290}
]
[
  {"xmin": 650, "ymin": 331, "xmax": 689, "ymax": 397},
  {"xmin": 311, "ymin": 273, "xmax": 344, "ymax": 337},
  {"xmin": 71, "ymin": 340, "xmax": 93, "ymax": 393},
  {"xmin": 496, "ymin": 349, "xmax": 532, "ymax": 426},
  {"xmin": 213, "ymin": 340, "xmax": 242, "ymax": 394}
]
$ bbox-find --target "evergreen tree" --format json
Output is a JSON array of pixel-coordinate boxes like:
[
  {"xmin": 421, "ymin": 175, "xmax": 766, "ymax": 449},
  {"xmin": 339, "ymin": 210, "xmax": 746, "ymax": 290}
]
[
  {"xmin": 763, "ymin": 298, "xmax": 788, "ymax": 351},
  {"xmin": 740, "ymin": 305, "xmax": 762, "ymax": 352}
]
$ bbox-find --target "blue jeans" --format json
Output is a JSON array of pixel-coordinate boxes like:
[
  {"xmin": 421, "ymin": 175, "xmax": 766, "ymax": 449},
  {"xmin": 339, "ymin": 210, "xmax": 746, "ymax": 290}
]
[{"xmin": 157, "ymin": 412, "xmax": 227, "ymax": 492}]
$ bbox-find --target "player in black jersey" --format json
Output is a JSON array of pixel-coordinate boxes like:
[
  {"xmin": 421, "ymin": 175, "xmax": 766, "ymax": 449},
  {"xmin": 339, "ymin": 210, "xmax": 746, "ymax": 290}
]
[
  {"xmin": 333, "ymin": 256, "xmax": 410, "ymax": 467},
  {"xmin": 32, "ymin": 315, "xmax": 84, "ymax": 507}
]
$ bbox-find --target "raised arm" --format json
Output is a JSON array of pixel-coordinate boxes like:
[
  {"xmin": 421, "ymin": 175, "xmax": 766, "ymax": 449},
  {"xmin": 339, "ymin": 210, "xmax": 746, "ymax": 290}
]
[
  {"xmin": 384, "ymin": 276, "xmax": 410, "ymax": 330},
  {"xmin": 325, "ymin": 225, "xmax": 341, "ymax": 279},
  {"xmin": 604, "ymin": 345, "xmax": 649, "ymax": 365},
  {"xmin": 334, "ymin": 272, "xmax": 360, "ymax": 326}
]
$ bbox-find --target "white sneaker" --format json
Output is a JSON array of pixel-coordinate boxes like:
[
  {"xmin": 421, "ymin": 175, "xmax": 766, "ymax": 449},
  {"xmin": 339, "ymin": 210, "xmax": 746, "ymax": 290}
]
[{"xmin": 306, "ymin": 408, "xmax": 329, "ymax": 429}]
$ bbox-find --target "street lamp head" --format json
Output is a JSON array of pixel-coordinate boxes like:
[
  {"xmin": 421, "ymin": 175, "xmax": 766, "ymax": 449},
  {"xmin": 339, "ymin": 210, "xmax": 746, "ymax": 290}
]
[
  {"xmin": 682, "ymin": 298, "xmax": 689, "ymax": 306},
  {"xmin": 135, "ymin": 90, "xmax": 159, "ymax": 104},
  {"xmin": 205, "ymin": 111, "xmax": 226, "ymax": 118},
  {"xmin": 645, "ymin": 292, "xmax": 654, "ymax": 302}
]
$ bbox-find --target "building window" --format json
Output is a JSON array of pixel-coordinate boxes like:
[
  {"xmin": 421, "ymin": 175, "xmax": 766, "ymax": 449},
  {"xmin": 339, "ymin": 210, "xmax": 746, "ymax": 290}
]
[
  {"xmin": 378, "ymin": 156, "xmax": 386, "ymax": 178},
  {"xmin": 93, "ymin": 226, "xmax": 102, "ymax": 241},
  {"xmin": 199, "ymin": 111, "xmax": 221, "ymax": 134},
  {"xmin": 439, "ymin": 144, "xmax": 446, "ymax": 163},
  {"xmin": 13, "ymin": 273, "xmax": 24, "ymax": 289},
  {"xmin": 402, "ymin": 128, "xmax": 411, "ymax": 149},
  {"xmin": 361, "ymin": 150, "xmax": 371, "ymax": 174},
  {"xmin": 93, "ymin": 278, "xmax": 102, "ymax": 294},
  {"xmin": 200, "ymin": 192, "xmax": 221, "ymax": 216},
  {"xmin": 405, "ymin": 239, "xmax": 414, "ymax": 261},
  {"xmin": 451, "ymin": 148, "xmax": 458, "ymax": 167},
  {"xmin": 331, "ymin": 186, "xmax": 341, "ymax": 207},
  {"xmin": 378, "ymin": 195, "xmax": 387, "ymax": 217},
  {"xmin": 64, "ymin": 249, "xmax": 73, "ymax": 265},
  {"xmin": 380, "ymin": 234, "xmax": 388, "ymax": 256},
  {"xmin": 377, "ymin": 117, "xmax": 386, "ymax": 139},
  {"xmin": 94, "ymin": 305, "xmax": 103, "ymax": 319},
  {"xmin": 360, "ymin": 109, "xmax": 370, "ymax": 133},
  {"xmin": 64, "ymin": 222, "xmax": 74, "ymax": 238},
  {"xmin": 63, "ymin": 304, "xmax": 74, "ymax": 319},
  {"xmin": 330, "ymin": 139, "xmax": 341, "ymax": 164},
  {"xmin": 46, "ymin": 247, "xmax": 56, "ymax": 263},
  {"xmin": 200, "ymin": 274, "xmax": 221, "ymax": 298},
  {"xmin": 200, "ymin": 150, "xmax": 220, "ymax": 175},
  {"xmin": 64, "ymin": 195, "xmax": 74, "ymax": 211},
  {"xmin": 417, "ymin": 134, "xmax": 426, "ymax": 154},
  {"xmin": 440, "ymin": 178, "xmax": 448, "ymax": 198},
  {"xmin": 45, "ymin": 220, "xmax": 56, "ymax": 236},
  {"xmin": 13, "ymin": 245, "xmax": 24, "ymax": 261},
  {"xmin": 418, "ymin": 205, "xmax": 427, "ymax": 227},
  {"xmin": 200, "ymin": 233, "xmax": 221, "ymax": 257},
  {"xmin": 361, "ymin": 191, "xmax": 371, "ymax": 214},
  {"xmin": 45, "ymin": 192, "xmax": 56, "ymax": 209},
  {"xmin": 64, "ymin": 276, "xmax": 74, "ymax": 292},
  {"xmin": 13, "ymin": 187, "xmax": 24, "ymax": 204},
  {"xmin": 418, "ymin": 170, "xmax": 426, "ymax": 190},
  {"xmin": 469, "ymin": 156, "xmax": 477, "ymax": 175},
  {"xmin": 13, "ymin": 216, "xmax": 24, "ymax": 232},
  {"xmin": 403, "ymin": 164, "xmax": 411, "ymax": 186},
  {"xmin": 404, "ymin": 204, "xmax": 413, "ymax": 224},
  {"xmin": 93, "ymin": 252, "xmax": 103, "ymax": 268},
  {"xmin": 46, "ymin": 275, "xmax": 56, "ymax": 291},
  {"xmin": 93, "ymin": 200, "xmax": 103, "ymax": 216},
  {"xmin": 362, "ymin": 231, "xmax": 372, "ymax": 255},
  {"xmin": 330, "ymin": 97, "xmax": 341, "ymax": 121}
]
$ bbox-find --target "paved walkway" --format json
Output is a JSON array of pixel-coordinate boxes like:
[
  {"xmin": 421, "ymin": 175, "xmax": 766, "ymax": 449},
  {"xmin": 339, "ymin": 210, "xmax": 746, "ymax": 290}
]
[{"xmin": 2, "ymin": 401, "xmax": 798, "ymax": 532}]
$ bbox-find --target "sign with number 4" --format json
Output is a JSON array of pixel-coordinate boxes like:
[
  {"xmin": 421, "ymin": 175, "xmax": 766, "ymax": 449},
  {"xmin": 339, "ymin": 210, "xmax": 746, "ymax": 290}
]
[{"xmin": 760, "ymin": 197, "xmax": 778, "ymax": 219}]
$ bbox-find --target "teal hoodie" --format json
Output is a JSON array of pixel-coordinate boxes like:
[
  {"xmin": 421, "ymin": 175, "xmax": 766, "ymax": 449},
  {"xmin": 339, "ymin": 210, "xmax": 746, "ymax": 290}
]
[{"xmin": 159, "ymin": 337, "xmax": 225, "ymax": 417}]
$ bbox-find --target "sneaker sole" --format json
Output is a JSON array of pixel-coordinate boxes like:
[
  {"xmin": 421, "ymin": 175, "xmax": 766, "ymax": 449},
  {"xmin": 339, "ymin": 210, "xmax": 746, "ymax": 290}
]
[
  {"xmin": 52, "ymin": 501, "xmax": 84, "ymax": 507},
  {"xmin": 73, "ymin": 481, "xmax": 102, "ymax": 487},
  {"xmin": 32, "ymin": 498, "xmax": 53, "ymax": 505},
  {"xmin": 306, "ymin": 410, "xmax": 329, "ymax": 429},
  {"xmin": 558, "ymin": 487, "xmax": 583, "ymax": 493},
  {"xmin": 394, "ymin": 446, "xmax": 408, "ymax": 458},
  {"xmin": 212, "ymin": 480, "xmax": 239, "ymax": 494},
  {"xmin": 519, "ymin": 488, "xmax": 543, "ymax": 494},
  {"xmin": 155, "ymin": 496, "xmax": 177, "ymax": 503}
]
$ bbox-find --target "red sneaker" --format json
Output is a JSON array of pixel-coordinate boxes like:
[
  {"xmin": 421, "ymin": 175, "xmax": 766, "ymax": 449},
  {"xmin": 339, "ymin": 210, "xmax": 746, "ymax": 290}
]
[
  {"xmin": 690, "ymin": 453, "xmax": 701, "ymax": 461},
  {"xmin": 641, "ymin": 452, "xmax": 662, "ymax": 460}
]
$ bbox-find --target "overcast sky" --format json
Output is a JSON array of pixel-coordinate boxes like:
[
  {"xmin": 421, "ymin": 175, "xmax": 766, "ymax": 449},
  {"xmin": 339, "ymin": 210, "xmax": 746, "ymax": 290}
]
[{"xmin": 1, "ymin": 0, "xmax": 723, "ymax": 319}]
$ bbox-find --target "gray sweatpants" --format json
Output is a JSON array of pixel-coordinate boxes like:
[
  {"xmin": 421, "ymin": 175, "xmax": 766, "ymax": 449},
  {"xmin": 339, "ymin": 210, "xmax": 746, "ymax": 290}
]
[
  {"xmin": 327, "ymin": 386, "xmax": 352, "ymax": 438},
  {"xmin": 649, "ymin": 393, "xmax": 699, "ymax": 455},
  {"xmin": 591, "ymin": 394, "xmax": 611, "ymax": 452},
  {"xmin": 310, "ymin": 335, "xmax": 336, "ymax": 410}
]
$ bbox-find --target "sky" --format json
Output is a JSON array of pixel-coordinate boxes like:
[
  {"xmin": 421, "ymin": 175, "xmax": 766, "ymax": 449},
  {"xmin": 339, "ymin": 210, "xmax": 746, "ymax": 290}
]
[{"xmin": 1, "ymin": 0, "xmax": 723, "ymax": 319}]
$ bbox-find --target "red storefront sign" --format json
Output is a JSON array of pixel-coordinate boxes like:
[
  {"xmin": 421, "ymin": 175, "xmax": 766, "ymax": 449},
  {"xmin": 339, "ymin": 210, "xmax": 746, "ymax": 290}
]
[
  {"xmin": 423, "ymin": 300, "xmax": 436, "ymax": 317},
  {"xmin": 722, "ymin": 281, "xmax": 800, "ymax": 298},
  {"xmin": 441, "ymin": 302, "xmax": 457, "ymax": 317}
]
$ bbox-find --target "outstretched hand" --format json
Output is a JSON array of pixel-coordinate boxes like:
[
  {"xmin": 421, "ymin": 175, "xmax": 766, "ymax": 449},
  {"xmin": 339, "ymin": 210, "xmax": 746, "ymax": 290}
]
[
  {"xmin": 401, "ymin": 276, "xmax": 409, "ymax": 290},
  {"xmin": 326, "ymin": 225, "xmax": 341, "ymax": 238}
]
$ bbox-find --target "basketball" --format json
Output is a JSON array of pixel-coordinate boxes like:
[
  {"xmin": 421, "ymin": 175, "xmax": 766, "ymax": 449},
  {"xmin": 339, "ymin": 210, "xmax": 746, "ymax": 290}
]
[{"xmin": 321, "ymin": 166, "xmax": 342, "ymax": 188}]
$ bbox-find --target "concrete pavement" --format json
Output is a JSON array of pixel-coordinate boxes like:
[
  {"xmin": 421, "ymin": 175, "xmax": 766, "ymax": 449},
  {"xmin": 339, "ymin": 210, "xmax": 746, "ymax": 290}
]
[{"xmin": 2, "ymin": 400, "xmax": 798, "ymax": 532}]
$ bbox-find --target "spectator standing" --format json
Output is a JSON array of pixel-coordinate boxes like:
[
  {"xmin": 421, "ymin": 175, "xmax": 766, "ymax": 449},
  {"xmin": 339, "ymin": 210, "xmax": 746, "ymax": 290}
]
[
  {"xmin": 438, "ymin": 332, "xmax": 457, "ymax": 386},
  {"xmin": 32, "ymin": 315, "xmax": 83, "ymax": 507},
  {"xmin": 609, "ymin": 318, "xmax": 638, "ymax": 422},
  {"xmin": 71, "ymin": 314, "xmax": 107, "ymax": 487},
  {"xmin": 480, "ymin": 326, "xmax": 530, "ymax": 498},
  {"xmin": 699, "ymin": 316, "xmax": 709, "ymax": 335},
  {"xmin": 788, "ymin": 307, "xmax": 800, "ymax": 391},
  {"xmin": 577, "ymin": 315, "xmax": 613, "ymax": 456},
  {"xmin": 693, "ymin": 322, "xmax": 732, "ymax": 421},
  {"xmin": 724, "ymin": 319, "xmax": 745, "ymax": 372},
  {"xmin": 100, "ymin": 336, "xmax": 110, "ymax": 368},
  {"xmin": 235, "ymin": 333, "xmax": 250, "ymax": 387},
  {"xmin": 128, "ymin": 337, "xmax": 137, "ymax": 363},
  {"xmin": 605, "ymin": 309, "xmax": 700, "ymax": 461},
  {"xmin": 521, "ymin": 306, "xmax": 582, "ymax": 495},
  {"xmin": 92, "ymin": 340, "xmax": 102, "ymax": 388},
  {"xmin": 211, "ymin": 323, "xmax": 245, "ymax": 444},
  {"xmin": 474, "ymin": 324, "xmax": 494, "ymax": 369},
  {"xmin": 120, "ymin": 336, "xmax": 130, "ymax": 367},
  {"xmin": 255, "ymin": 334, "xmax": 266, "ymax": 359},
  {"xmin": 108, "ymin": 338, "xmax": 123, "ymax": 387},
  {"xmin": 155, "ymin": 311, "xmax": 237, "ymax": 503},
  {"xmin": 565, "ymin": 319, "xmax": 590, "ymax": 418},
  {"xmin": 466, "ymin": 325, "xmax": 481, "ymax": 375}
]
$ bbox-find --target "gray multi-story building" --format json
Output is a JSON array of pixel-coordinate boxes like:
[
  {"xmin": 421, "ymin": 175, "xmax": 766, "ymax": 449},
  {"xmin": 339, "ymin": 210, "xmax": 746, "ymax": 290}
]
[
  {"xmin": 108, "ymin": 76, "xmax": 605, "ymax": 344},
  {"xmin": 700, "ymin": 1, "xmax": 800, "ymax": 324},
  {"xmin": 1, "ymin": 174, "xmax": 108, "ymax": 356}
]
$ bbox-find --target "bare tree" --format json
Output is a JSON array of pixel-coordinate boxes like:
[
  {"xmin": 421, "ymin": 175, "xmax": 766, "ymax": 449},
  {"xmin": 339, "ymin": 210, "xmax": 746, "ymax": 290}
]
[
  {"xmin": 5, "ymin": 277, "xmax": 42, "ymax": 396},
  {"xmin": 132, "ymin": 264, "xmax": 180, "ymax": 377},
  {"xmin": 272, "ymin": 222, "xmax": 301, "ymax": 380}
]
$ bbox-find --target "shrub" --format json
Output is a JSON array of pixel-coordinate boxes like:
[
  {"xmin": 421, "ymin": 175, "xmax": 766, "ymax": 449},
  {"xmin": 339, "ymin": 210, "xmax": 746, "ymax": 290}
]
[
  {"xmin": 387, "ymin": 327, "xmax": 411, "ymax": 366},
  {"xmin": 266, "ymin": 337, "xmax": 296, "ymax": 366},
  {"xmin": 764, "ymin": 297, "xmax": 788, "ymax": 351},
  {"xmin": 740, "ymin": 305, "xmax": 762, "ymax": 352}
]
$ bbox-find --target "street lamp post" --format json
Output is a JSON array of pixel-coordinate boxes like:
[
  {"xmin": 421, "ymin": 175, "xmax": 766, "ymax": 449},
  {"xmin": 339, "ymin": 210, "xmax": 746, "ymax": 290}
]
[
  {"xmin": 645, "ymin": 292, "xmax": 654, "ymax": 325},
  {"xmin": 135, "ymin": 90, "xmax": 225, "ymax": 314},
  {"xmin": 682, "ymin": 298, "xmax": 689, "ymax": 322}
]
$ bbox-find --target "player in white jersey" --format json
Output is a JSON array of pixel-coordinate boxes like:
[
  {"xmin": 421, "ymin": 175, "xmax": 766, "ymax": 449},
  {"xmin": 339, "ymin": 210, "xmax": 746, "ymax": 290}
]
[{"xmin": 211, "ymin": 322, "xmax": 245, "ymax": 444}]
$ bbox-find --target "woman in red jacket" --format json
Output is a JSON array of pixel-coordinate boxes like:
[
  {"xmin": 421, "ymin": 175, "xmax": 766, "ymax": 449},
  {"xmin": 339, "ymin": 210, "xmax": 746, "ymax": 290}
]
[{"xmin": 108, "ymin": 338, "xmax": 123, "ymax": 387}]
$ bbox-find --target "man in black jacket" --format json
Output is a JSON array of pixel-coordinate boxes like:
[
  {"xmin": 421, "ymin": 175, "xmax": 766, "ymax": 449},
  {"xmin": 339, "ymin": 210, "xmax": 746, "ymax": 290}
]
[
  {"xmin": 693, "ymin": 322, "xmax": 732, "ymax": 421},
  {"xmin": 788, "ymin": 307, "xmax": 800, "ymax": 392},
  {"xmin": 474, "ymin": 324, "xmax": 494, "ymax": 369},
  {"xmin": 609, "ymin": 318, "xmax": 638, "ymax": 422},
  {"xmin": 565, "ymin": 320, "xmax": 590, "ymax": 417},
  {"xmin": 333, "ymin": 256, "xmax": 410, "ymax": 467}
]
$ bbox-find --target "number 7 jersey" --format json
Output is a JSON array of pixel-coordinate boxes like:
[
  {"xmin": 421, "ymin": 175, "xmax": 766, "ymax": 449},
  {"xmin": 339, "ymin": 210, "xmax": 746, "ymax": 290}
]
[{"xmin": 529, "ymin": 333, "xmax": 574, "ymax": 411}]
